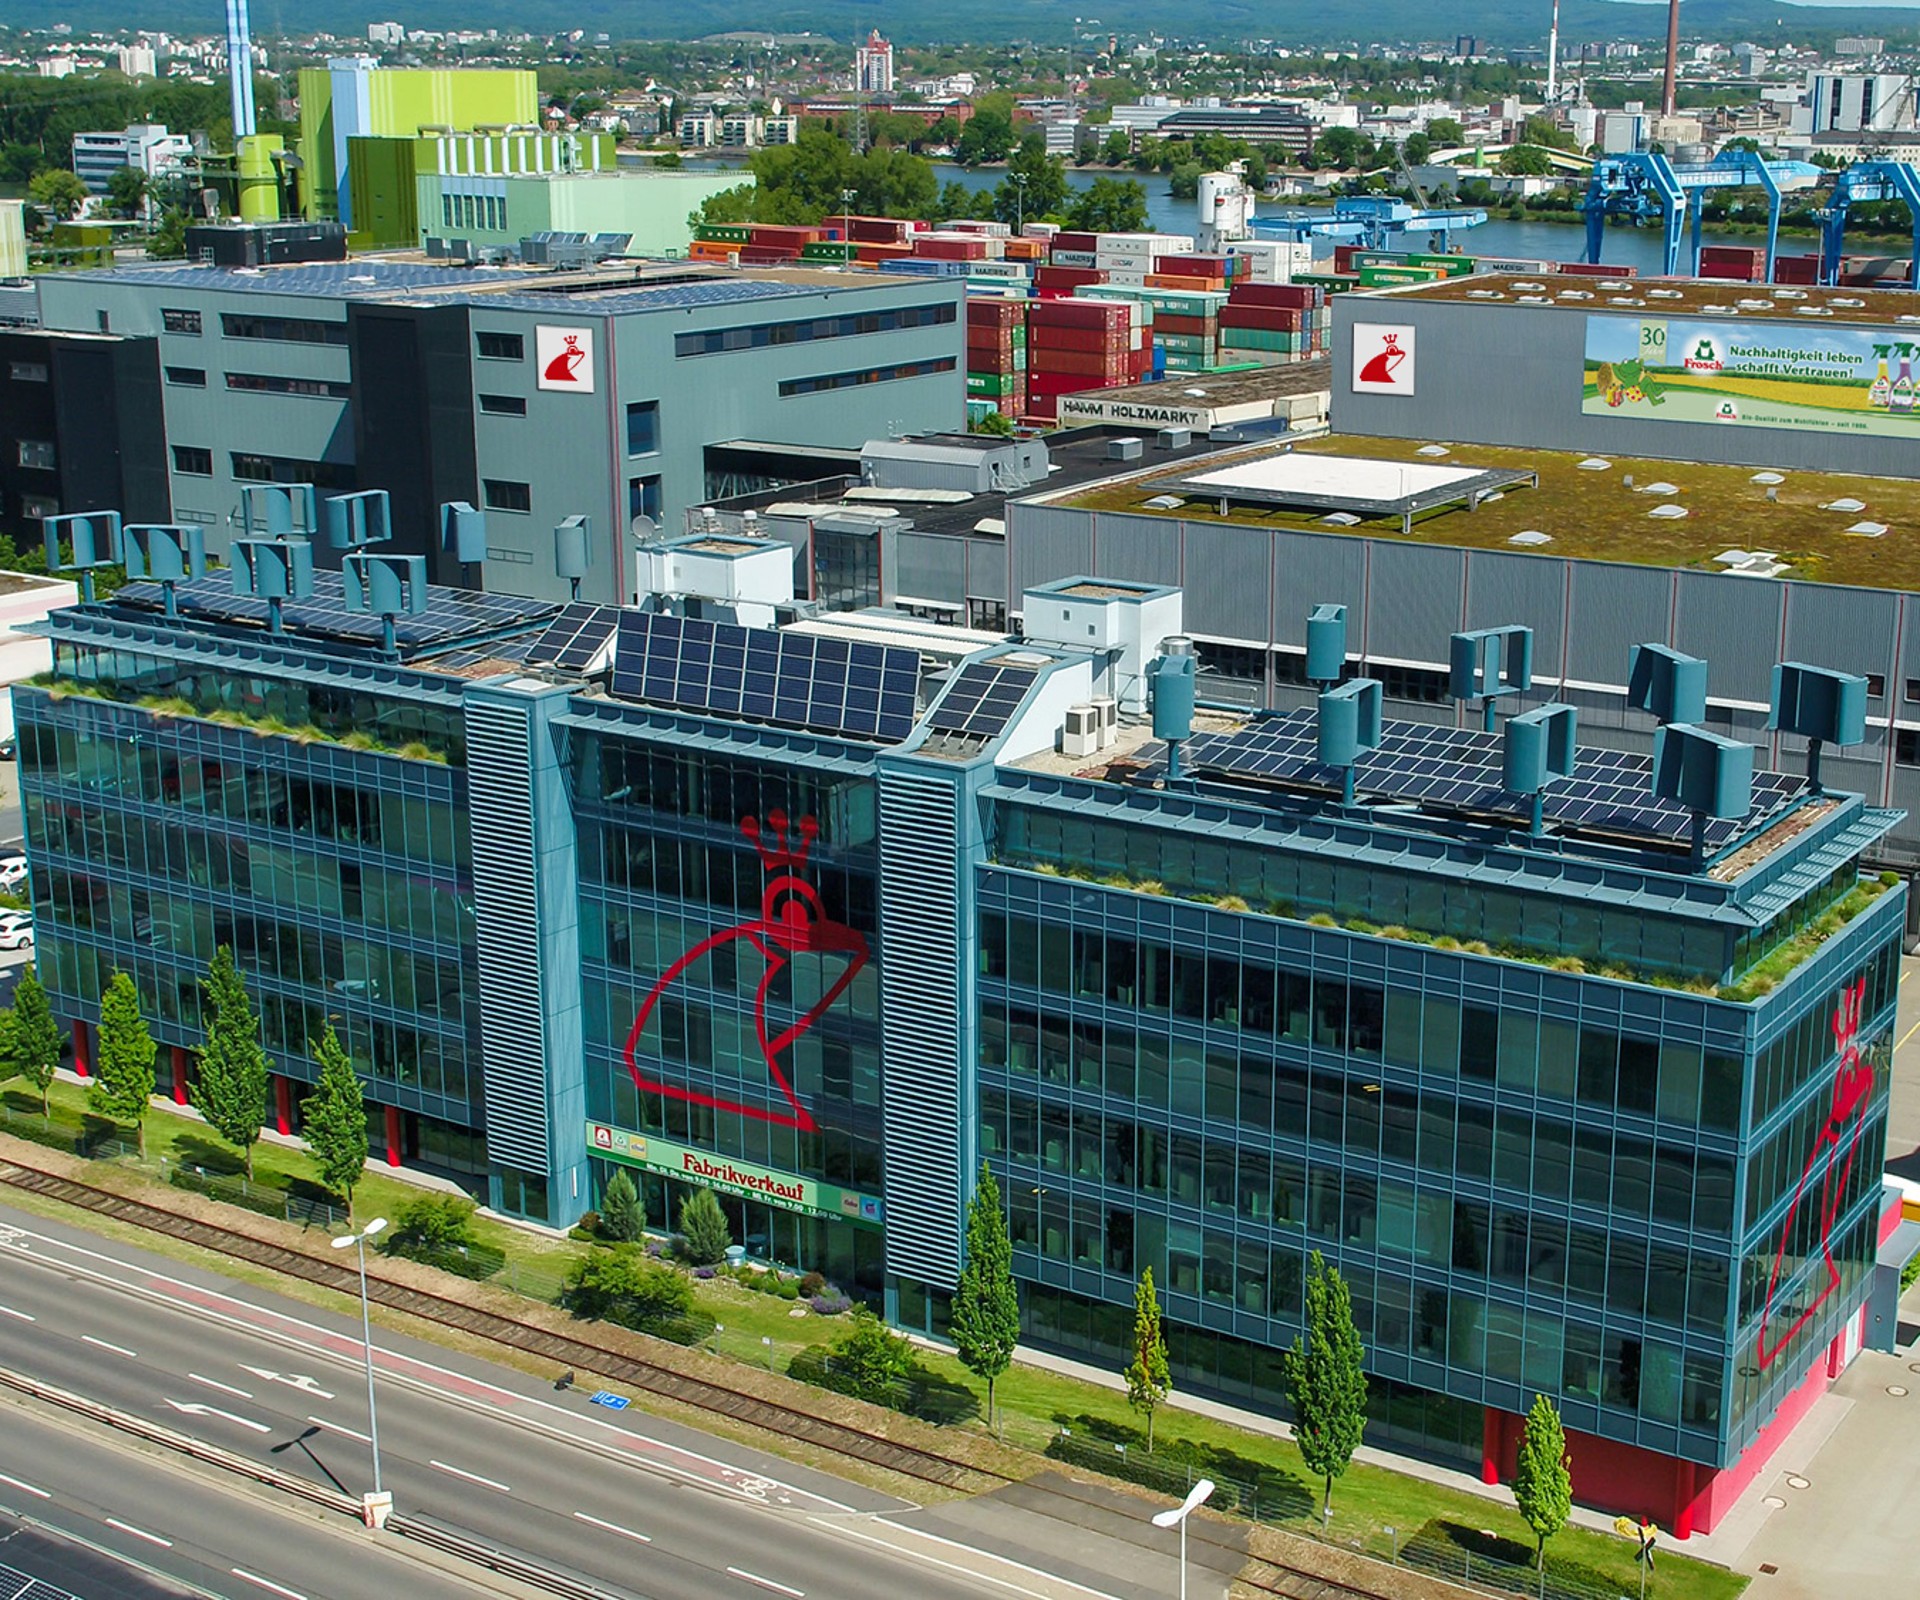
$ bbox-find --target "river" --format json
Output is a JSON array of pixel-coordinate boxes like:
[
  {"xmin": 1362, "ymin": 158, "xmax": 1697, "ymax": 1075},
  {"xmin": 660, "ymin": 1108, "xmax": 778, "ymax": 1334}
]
[{"xmin": 670, "ymin": 156, "xmax": 1807, "ymax": 274}]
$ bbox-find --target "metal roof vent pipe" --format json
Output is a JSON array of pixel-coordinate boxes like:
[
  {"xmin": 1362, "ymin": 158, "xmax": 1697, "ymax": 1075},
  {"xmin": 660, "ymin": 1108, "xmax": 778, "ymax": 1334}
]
[{"xmin": 1151, "ymin": 636, "xmax": 1196, "ymax": 781}]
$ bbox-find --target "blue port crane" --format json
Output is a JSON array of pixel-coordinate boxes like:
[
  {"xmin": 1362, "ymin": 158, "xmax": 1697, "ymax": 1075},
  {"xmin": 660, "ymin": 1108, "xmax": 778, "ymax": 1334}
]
[
  {"xmin": 1248, "ymin": 195, "xmax": 1488, "ymax": 253},
  {"xmin": 1581, "ymin": 149, "xmax": 1822, "ymax": 279},
  {"xmin": 1814, "ymin": 160, "xmax": 1920, "ymax": 288}
]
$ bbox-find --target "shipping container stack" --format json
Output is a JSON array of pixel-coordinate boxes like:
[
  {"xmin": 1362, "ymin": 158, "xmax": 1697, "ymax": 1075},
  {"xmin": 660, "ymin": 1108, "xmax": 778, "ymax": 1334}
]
[
  {"xmin": 965, "ymin": 296, "xmax": 1027, "ymax": 424},
  {"xmin": 1773, "ymin": 254, "xmax": 1820, "ymax": 286},
  {"xmin": 1025, "ymin": 298, "xmax": 1146, "ymax": 421},
  {"xmin": 1219, "ymin": 280, "xmax": 1327, "ymax": 365}
]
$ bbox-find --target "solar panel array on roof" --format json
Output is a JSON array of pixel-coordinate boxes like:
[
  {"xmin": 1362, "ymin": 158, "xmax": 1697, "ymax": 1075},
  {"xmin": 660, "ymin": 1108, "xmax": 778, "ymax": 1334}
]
[
  {"xmin": 115, "ymin": 571, "xmax": 557, "ymax": 653},
  {"xmin": 483, "ymin": 277, "xmax": 824, "ymax": 316},
  {"xmin": 0, "ymin": 1551, "xmax": 95, "ymax": 1600},
  {"xmin": 525, "ymin": 602, "xmax": 619, "ymax": 672},
  {"xmin": 1185, "ymin": 708, "xmax": 1802, "ymax": 850},
  {"xmin": 82, "ymin": 260, "xmax": 541, "ymax": 296},
  {"xmin": 611, "ymin": 611, "xmax": 920, "ymax": 743},
  {"xmin": 926, "ymin": 659, "xmax": 1040, "ymax": 739}
]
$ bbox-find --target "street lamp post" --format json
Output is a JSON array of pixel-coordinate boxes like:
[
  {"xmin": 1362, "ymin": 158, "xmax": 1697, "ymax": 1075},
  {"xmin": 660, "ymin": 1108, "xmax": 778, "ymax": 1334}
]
[
  {"xmin": 841, "ymin": 187, "xmax": 855, "ymax": 263},
  {"xmin": 1149, "ymin": 1478, "xmax": 1214, "ymax": 1600},
  {"xmin": 1013, "ymin": 172, "xmax": 1029, "ymax": 235},
  {"xmin": 331, "ymin": 1216, "xmax": 390, "ymax": 1528}
]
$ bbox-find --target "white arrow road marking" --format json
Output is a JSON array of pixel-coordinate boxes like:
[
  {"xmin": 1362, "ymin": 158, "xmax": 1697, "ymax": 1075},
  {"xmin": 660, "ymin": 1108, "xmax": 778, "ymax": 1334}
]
[
  {"xmin": 164, "ymin": 1398, "xmax": 272, "ymax": 1434},
  {"xmin": 240, "ymin": 1366, "xmax": 335, "ymax": 1399}
]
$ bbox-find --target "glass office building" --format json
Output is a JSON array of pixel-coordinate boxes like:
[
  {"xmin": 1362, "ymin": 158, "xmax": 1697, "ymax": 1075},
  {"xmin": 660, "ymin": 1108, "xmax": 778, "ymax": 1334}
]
[{"xmin": 14, "ymin": 543, "xmax": 1908, "ymax": 1539}]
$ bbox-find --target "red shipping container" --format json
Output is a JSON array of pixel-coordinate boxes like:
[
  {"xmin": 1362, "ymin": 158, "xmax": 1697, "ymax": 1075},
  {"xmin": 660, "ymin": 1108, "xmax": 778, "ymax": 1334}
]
[
  {"xmin": 853, "ymin": 242, "xmax": 913, "ymax": 261},
  {"xmin": 1230, "ymin": 282, "xmax": 1318, "ymax": 309},
  {"xmin": 914, "ymin": 235, "xmax": 988, "ymax": 260},
  {"xmin": 1144, "ymin": 274, "xmax": 1224, "ymax": 291},
  {"xmin": 748, "ymin": 224, "xmax": 822, "ymax": 247},
  {"xmin": 1029, "ymin": 327, "xmax": 1131, "ymax": 355},
  {"xmin": 1154, "ymin": 254, "xmax": 1232, "ymax": 275},
  {"xmin": 967, "ymin": 297, "xmax": 1027, "ymax": 324},
  {"xmin": 738, "ymin": 247, "xmax": 801, "ymax": 265},
  {"xmin": 848, "ymin": 217, "xmax": 913, "ymax": 244},
  {"xmin": 1333, "ymin": 245, "xmax": 1359, "ymax": 274},
  {"xmin": 1772, "ymin": 254, "xmax": 1820, "ymax": 285},
  {"xmin": 1554, "ymin": 261, "xmax": 1635, "ymax": 278},
  {"xmin": 1028, "ymin": 369, "xmax": 1112, "ymax": 396},
  {"xmin": 1220, "ymin": 306, "xmax": 1305, "ymax": 332},
  {"xmin": 1025, "ymin": 396, "xmax": 1058, "ymax": 420},
  {"xmin": 1030, "ymin": 348, "xmax": 1131, "ymax": 377},
  {"xmin": 1155, "ymin": 313, "xmax": 1217, "ymax": 337},
  {"xmin": 1029, "ymin": 300, "xmax": 1129, "ymax": 329},
  {"xmin": 1034, "ymin": 265, "xmax": 1106, "ymax": 290},
  {"xmin": 1051, "ymin": 231, "xmax": 1099, "ymax": 252}
]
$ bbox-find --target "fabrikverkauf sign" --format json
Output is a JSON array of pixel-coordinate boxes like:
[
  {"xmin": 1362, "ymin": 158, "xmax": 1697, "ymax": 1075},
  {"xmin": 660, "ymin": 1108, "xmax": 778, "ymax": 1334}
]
[
  {"xmin": 1583, "ymin": 313, "xmax": 1920, "ymax": 437},
  {"xmin": 586, "ymin": 1122, "xmax": 884, "ymax": 1227}
]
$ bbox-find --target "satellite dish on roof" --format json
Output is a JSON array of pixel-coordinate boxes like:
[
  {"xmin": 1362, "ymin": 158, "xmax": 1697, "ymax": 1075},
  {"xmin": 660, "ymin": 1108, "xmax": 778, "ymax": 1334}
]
[{"xmin": 630, "ymin": 514, "xmax": 658, "ymax": 541}]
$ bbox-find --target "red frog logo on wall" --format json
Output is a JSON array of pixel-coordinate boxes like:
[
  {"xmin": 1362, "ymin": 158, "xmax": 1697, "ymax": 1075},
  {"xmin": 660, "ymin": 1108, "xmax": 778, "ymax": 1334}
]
[
  {"xmin": 542, "ymin": 332, "xmax": 587, "ymax": 384},
  {"xmin": 1357, "ymin": 331, "xmax": 1409, "ymax": 386},
  {"xmin": 1755, "ymin": 975, "xmax": 1875, "ymax": 1369},
  {"xmin": 623, "ymin": 813, "xmax": 869, "ymax": 1132}
]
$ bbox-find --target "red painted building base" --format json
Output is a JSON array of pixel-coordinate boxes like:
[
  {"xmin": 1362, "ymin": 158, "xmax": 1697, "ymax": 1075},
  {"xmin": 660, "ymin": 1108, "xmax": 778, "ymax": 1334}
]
[
  {"xmin": 384, "ymin": 1106, "xmax": 402, "ymax": 1167},
  {"xmin": 71, "ymin": 1019, "xmax": 89, "ymax": 1080},
  {"xmin": 171, "ymin": 1046, "xmax": 189, "ymax": 1106},
  {"xmin": 1480, "ymin": 1307, "xmax": 1865, "ymax": 1538},
  {"xmin": 272, "ymin": 1075, "xmax": 292, "ymax": 1136}
]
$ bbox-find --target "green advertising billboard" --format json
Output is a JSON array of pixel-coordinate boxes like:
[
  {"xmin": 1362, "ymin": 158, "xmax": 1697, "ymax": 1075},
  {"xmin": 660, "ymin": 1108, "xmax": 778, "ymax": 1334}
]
[
  {"xmin": 586, "ymin": 1121, "xmax": 884, "ymax": 1228},
  {"xmin": 1583, "ymin": 314, "xmax": 1920, "ymax": 437}
]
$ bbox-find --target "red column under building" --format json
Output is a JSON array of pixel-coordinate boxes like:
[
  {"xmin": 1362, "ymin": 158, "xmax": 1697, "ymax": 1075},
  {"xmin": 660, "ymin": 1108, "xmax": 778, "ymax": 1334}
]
[
  {"xmin": 71, "ymin": 1019, "xmax": 89, "ymax": 1080},
  {"xmin": 384, "ymin": 1105, "xmax": 402, "ymax": 1167},
  {"xmin": 1481, "ymin": 1405, "xmax": 1505, "ymax": 1485},
  {"xmin": 272, "ymin": 1075, "xmax": 292, "ymax": 1136},
  {"xmin": 171, "ymin": 1045, "xmax": 189, "ymax": 1106}
]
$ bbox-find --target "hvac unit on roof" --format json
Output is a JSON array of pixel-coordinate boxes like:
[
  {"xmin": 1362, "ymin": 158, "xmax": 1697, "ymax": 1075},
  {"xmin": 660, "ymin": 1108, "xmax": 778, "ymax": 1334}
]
[
  {"xmin": 1061, "ymin": 704, "xmax": 1102, "ymax": 759},
  {"xmin": 1089, "ymin": 694, "xmax": 1118, "ymax": 748}
]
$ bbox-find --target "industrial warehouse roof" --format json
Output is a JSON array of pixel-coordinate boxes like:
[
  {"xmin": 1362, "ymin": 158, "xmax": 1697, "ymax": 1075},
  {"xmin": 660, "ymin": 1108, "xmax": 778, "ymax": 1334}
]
[
  {"xmin": 1057, "ymin": 431, "xmax": 1920, "ymax": 593},
  {"xmin": 58, "ymin": 258, "xmax": 931, "ymax": 313},
  {"xmin": 1380, "ymin": 273, "xmax": 1920, "ymax": 326}
]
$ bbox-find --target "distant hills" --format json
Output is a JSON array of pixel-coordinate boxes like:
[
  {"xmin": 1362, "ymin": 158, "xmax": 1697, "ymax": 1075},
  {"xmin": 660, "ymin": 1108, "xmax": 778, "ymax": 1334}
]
[{"xmin": 8, "ymin": 0, "xmax": 1917, "ymax": 51}]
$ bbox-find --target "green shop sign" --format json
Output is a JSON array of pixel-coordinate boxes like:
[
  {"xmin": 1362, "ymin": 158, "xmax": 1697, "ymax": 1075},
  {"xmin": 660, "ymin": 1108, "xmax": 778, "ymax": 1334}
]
[{"xmin": 586, "ymin": 1122, "xmax": 885, "ymax": 1228}]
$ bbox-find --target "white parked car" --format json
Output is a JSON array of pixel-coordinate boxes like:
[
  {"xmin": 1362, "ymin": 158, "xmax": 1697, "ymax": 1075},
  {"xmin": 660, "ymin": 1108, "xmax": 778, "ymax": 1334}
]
[
  {"xmin": 0, "ymin": 911, "xmax": 32, "ymax": 951},
  {"xmin": 0, "ymin": 854, "xmax": 25, "ymax": 892}
]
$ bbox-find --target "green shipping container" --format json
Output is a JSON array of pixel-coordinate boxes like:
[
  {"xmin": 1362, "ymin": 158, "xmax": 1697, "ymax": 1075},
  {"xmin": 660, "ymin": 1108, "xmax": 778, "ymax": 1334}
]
[{"xmin": 696, "ymin": 225, "xmax": 751, "ymax": 244}]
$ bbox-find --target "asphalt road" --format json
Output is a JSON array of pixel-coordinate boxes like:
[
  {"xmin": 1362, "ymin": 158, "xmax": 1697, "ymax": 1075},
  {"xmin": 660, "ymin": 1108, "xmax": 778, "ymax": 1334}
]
[
  {"xmin": 0, "ymin": 1201, "xmax": 1136, "ymax": 1600},
  {"xmin": 0, "ymin": 1401, "xmax": 519, "ymax": 1600}
]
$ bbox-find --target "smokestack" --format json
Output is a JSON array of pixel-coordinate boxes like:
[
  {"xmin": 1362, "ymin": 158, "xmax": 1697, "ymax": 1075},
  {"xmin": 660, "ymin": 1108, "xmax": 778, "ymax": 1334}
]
[
  {"xmin": 1546, "ymin": 0, "xmax": 1560, "ymax": 104},
  {"xmin": 1661, "ymin": 0, "xmax": 1680, "ymax": 118},
  {"xmin": 226, "ymin": 0, "xmax": 257, "ymax": 137}
]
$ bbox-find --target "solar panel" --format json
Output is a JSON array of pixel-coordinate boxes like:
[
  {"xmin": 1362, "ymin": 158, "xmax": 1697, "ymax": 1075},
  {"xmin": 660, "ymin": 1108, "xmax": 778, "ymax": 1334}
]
[
  {"xmin": 610, "ymin": 610, "xmax": 920, "ymax": 743},
  {"xmin": 1187, "ymin": 708, "xmax": 1802, "ymax": 850},
  {"xmin": 926, "ymin": 660, "xmax": 1040, "ymax": 738},
  {"xmin": 526, "ymin": 602, "xmax": 618, "ymax": 672},
  {"xmin": 115, "ymin": 571, "xmax": 558, "ymax": 654}
]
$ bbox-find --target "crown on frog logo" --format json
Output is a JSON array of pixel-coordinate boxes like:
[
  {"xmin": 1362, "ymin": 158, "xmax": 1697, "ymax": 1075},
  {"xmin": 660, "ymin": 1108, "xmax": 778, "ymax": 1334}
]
[{"xmin": 741, "ymin": 811, "xmax": 818, "ymax": 872}]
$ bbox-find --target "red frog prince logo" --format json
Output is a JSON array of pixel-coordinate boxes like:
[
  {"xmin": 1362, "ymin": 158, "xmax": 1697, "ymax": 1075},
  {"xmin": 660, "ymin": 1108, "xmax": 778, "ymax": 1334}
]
[
  {"xmin": 623, "ymin": 813, "xmax": 869, "ymax": 1132},
  {"xmin": 1358, "ymin": 332, "xmax": 1408, "ymax": 386},
  {"xmin": 1755, "ymin": 975, "xmax": 1875, "ymax": 1369},
  {"xmin": 542, "ymin": 332, "xmax": 586, "ymax": 384}
]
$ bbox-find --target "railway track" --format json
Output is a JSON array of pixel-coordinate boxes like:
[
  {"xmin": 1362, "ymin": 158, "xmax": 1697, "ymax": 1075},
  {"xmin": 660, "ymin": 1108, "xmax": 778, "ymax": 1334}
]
[{"xmin": 0, "ymin": 1162, "xmax": 1009, "ymax": 1496}]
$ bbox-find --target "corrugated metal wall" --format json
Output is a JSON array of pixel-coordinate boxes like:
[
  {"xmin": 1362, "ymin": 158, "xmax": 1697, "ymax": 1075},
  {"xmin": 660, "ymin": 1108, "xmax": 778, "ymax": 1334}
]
[
  {"xmin": 1091, "ymin": 511, "xmax": 1183, "ymax": 587},
  {"xmin": 876, "ymin": 766, "xmax": 966, "ymax": 1289},
  {"xmin": 1367, "ymin": 542, "xmax": 1466, "ymax": 656},
  {"xmin": 465, "ymin": 697, "xmax": 551, "ymax": 1176}
]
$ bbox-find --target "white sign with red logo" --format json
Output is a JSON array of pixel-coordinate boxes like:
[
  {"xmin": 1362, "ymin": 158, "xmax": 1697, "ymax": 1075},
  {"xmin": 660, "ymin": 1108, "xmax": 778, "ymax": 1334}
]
[
  {"xmin": 536, "ymin": 325, "xmax": 595, "ymax": 393},
  {"xmin": 1351, "ymin": 322, "xmax": 1416, "ymax": 396}
]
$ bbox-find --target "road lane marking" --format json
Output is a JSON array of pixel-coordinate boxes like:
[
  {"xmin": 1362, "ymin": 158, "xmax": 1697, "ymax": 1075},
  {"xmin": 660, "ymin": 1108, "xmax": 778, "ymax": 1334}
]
[
  {"xmin": 1896, "ymin": 1014, "xmax": 1920, "ymax": 1055},
  {"xmin": 189, "ymin": 1372, "xmax": 253, "ymax": 1399},
  {"xmin": 106, "ymin": 1517, "xmax": 173, "ymax": 1548},
  {"xmin": 572, "ymin": 1511, "xmax": 651, "ymax": 1543},
  {"xmin": 80, "ymin": 1335, "xmax": 136, "ymax": 1359},
  {"xmin": 812, "ymin": 1516, "xmax": 1127, "ymax": 1600},
  {"xmin": 232, "ymin": 1570, "xmax": 306, "ymax": 1600},
  {"xmin": 0, "ymin": 1305, "xmax": 34, "ymax": 1322},
  {"xmin": 241, "ymin": 1365, "xmax": 335, "ymax": 1399},
  {"xmin": 726, "ymin": 1568, "xmax": 803, "ymax": 1598},
  {"xmin": 430, "ymin": 1459, "xmax": 511, "ymax": 1493},
  {"xmin": 0, "ymin": 1472, "xmax": 49, "ymax": 1499},
  {"xmin": 305, "ymin": 1413, "xmax": 370, "ymax": 1442},
  {"xmin": 164, "ymin": 1398, "xmax": 271, "ymax": 1433}
]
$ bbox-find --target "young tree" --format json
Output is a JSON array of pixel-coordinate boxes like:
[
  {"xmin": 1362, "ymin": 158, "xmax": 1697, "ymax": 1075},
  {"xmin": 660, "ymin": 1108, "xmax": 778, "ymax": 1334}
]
[
  {"xmin": 27, "ymin": 169, "xmax": 89, "ymax": 221},
  {"xmin": 1124, "ymin": 1266, "xmax": 1171, "ymax": 1451},
  {"xmin": 600, "ymin": 1166, "xmax": 644, "ymax": 1242},
  {"xmin": 90, "ymin": 971, "xmax": 155, "ymax": 1155},
  {"xmin": 1513, "ymin": 1393, "xmax": 1573, "ymax": 1570},
  {"xmin": 678, "ymin": 1185, "xmax": 732, "ymax": 1264},
  {"xmin": 302, "ymin": 1025, "xmax": 367, "ymax": 1220},
  {"xmin": 191, "ymin": 945, "xmax": 269, "ymax": 1179},
  {"xmin": 105, "ymin": 165, "xmax": 148, "ymax": 218},
  {"xmin": 834, "ymin": 1306, "xmax": 912, "ymax": 1403},
  {"xmin": 1283, "ymin": 1251, "xmax": 1368, "ymax": 1518},
  {"xmin": 10, "ymin": 964, "xmax": 61, "ymax": 1117},
  {"xmin": 951, "ymin": 1162, "xmax": 1020, "ymax": 1427}
]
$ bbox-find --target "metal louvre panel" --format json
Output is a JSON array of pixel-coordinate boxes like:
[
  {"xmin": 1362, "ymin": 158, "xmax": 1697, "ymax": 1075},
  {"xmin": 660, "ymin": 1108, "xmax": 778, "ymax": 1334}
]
[
  {"xmin": 1565, "ymin": 561, "xmax": 1670, "ymax": 689},
  {"xmin": 1366, "ymin": 542, "xmax": 1465, "ymax": 662},
  {"xmin": 1784, "ymin": 583, "xmax": 1900, "ymax": 689},
  {"xmin": 1182, "ymin": 521, "xmax": 1272, "ymax": 642},
  {"xmin": 1674, "ymin": 569, "xmax": 1783, "ymax": 707},
  {"xmin": 1092, "ymin": 511, "xmax": 1181, "ymax": 586},
  {"xmin": 877, "ymin": 769, "xmax": 964, "ymax": 1288},
  {"xmin": 1271, "ymin": 532, "xmax": 1367, "ymax": 648},
  {"xmin": 1464, "ymin": 550, "xmax": 1568, "ymax": 677},
  {"xmin": 466, "ymin": 700, "xmax": 549, "ymax": 1174},
  {"xmin": 1009, "ymin": 502, "xmax": 1094, "ymax": 596}
]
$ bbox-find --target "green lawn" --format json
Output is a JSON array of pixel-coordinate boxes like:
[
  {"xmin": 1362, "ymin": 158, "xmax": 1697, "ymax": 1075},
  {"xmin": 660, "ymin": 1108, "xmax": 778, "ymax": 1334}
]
[{"xmin": 2, "ymin": 1078, "xmax": 1744, "ymax": 1600}]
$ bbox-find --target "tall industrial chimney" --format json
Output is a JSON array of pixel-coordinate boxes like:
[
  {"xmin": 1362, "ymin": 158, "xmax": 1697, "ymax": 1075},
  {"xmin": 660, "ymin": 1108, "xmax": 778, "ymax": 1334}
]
[
  {"xmin": 226, "ymin": 0, "xmax": 257, "ymax": 137},
  {"xmin": 1546, "ymin": 0, "xmax": 1560, "ymax": 104},
  {"xmin": 1661, "ymin": 0, "xmax": 1680, "ymax": 117}
]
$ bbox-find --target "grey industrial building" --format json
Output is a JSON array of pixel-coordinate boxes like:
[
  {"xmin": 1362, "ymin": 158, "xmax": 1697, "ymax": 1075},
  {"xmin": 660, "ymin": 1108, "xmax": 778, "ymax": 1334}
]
[{"xmin": 32, "ymin": 259, "xmax": 966, "ymax": 604}]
